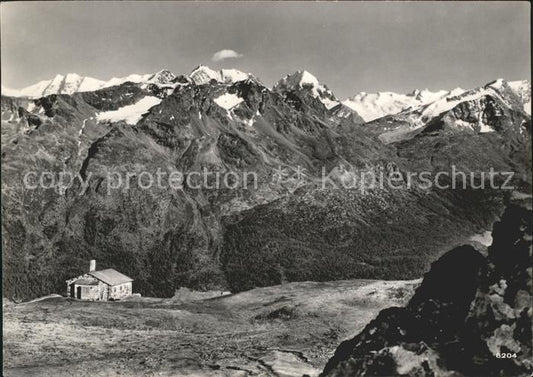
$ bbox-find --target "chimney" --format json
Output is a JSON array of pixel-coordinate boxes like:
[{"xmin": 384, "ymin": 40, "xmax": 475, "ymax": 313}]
[{"xmin": 89, "ymin": 259, "xmax": 96, "ymax": 272}]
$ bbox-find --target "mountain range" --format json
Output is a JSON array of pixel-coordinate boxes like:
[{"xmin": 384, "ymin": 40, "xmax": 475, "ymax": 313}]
[
  {"xmin": 1, "ymin": 66, "xmax": 531, "ymax": 301},
  {"xmin": 342, "ymin": 87, "xmax": 465, "ymax": 122},
  {"xmin": 3, "ymin": 68, "xmax": 530, "ymax": 122},
  {"xmin": 0, "ymin": 67, "xmax": 252, "ymax": 99},
  {"xmin": 1, "ymin": 70, "xmax": 174, "ymax": 98}
]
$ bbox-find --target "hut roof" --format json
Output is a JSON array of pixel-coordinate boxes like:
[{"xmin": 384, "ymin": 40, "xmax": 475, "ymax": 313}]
[
  {"xmin": 72, "ymin": 277, "xmax": 99, "ymax": 286},
  {"xmin": 89, "ymin": 269, "xmax": 133, "ymax": 286}
]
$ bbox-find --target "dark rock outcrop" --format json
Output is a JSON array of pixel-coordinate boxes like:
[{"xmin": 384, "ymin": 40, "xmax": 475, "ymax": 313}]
[{"xmin": 321, "ymin": 204, "xmax": 532, "ymax": 376}]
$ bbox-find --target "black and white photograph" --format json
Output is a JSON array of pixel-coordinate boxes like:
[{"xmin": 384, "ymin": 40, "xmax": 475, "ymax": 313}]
[{"xmin": 1, "ymin": 1, "xmax": 531, "ymax": 376}]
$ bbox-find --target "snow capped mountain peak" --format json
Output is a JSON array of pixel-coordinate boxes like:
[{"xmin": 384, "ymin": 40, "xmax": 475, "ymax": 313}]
[
  {"xmin": 275, "ymin": 70, "xmax": 340, "ymax": 109},
  {"xmin": 220, "ymin": 68, "xmax": 250, "ymax": 83},
  {"xmin": 147, "ymin": 69, "xmax": 176, "ymax": 85},
  {"xmin": 343, "ymin": 91, "xmax": 425, "ymax": 122},
  {"xmin": 1, "ymin": 70, "xmax": 178, "ymax": 98},
  {"xmin": 2, "ymin": 66, "xmax": 255, "ymax": 99},
  {"xmin": 508, "ymin": 79, "xmax": 531, "ymax": 114},
  {"xmin": 190, "ymin": 65, "xmax": 221, "ymax": 85},
  {"xmin": 343, "ymin": 87, "xmax": 469, "ymax": 122},
  {"xmin": 3, "ymin": 68, "xmax": 530, "ymax": 119},
  {"xmin": 43, "ymin": 74, "xmax": 67, "ymax": 96},
  {"xmin": 486, "ymin": 78, "xmax": 507, "ymax": 89},
  {"xmin": 509, "ymin": 79, "xmax": 530, "ymax": 91},
  {"xmin": 407, "ymin": 88, "xmax": 421, "ymax": 97},
  {"xmin": 449, "ymin": 87, "xmax": 465, "ymax": 96},
  {"xmin": 153, "ymin": 68, "xmax": 172, "ymax": 75},
  {"xmin": 189, "ymin": 66, "xmax": 251, "ymax": 85},
  {"xmin": 277, "ymin": 70, "xmax": 321, "ymax": 90},
  {"xmin": 384, "ymin": 78, "xmax": 531, "ymax": 133},
  {"xmin": 407, "ymin": 88, "xmax": 449, "ymax": 103},
  {"xmin": 58, "ymin": 73, "xmax": 103, "ymax": 95},
  {"xmin": 191, "ymin": 64, "xmax": 212, "ymax": 72},
  {"xmin": 298, "ymin": 70, "xmax": 320, "ymax": 86},
  {"xmin": 65, "ymin": 72, "xmax": 81, "ymax": 80},
  {"xmin": 105, "ymin": 73, "xmax": 152, "ymax": 88},
  {"xmin": 78, "ymin": 76, "xmax": 107, "ymax": 92}
]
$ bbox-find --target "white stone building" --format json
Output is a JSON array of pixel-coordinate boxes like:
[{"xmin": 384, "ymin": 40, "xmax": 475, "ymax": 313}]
[{"xmin": 66, "ymin": 260, "xmax": 133, "ymax": 301}]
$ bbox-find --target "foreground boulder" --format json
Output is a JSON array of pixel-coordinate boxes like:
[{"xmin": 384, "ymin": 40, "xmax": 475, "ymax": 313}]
[{"xmin": 321, "ymin": 203, "xmax": 532, "ymax": 377}]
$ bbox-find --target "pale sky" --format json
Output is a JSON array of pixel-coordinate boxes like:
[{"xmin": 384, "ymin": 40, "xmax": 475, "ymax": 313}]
[{"xmin": 1, "ymin": 1, "xmax": 530, "ymax": 98}]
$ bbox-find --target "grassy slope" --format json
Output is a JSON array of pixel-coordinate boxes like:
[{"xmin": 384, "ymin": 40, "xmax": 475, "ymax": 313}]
[{"xmin": 3, "ymin": 279, "xmax": 419, "ymax": 377}]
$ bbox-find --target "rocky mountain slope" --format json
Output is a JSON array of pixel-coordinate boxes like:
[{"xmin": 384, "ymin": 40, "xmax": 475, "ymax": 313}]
[
  {"xmin": 1, "ymin": 67, "xmax": 531, "ymax": 301},
  {"xmin": 321, "ymin": 201, "xmax": 532, "ymax": 377}
]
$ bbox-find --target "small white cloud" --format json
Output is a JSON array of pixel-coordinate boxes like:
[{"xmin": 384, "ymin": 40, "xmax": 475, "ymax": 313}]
[{"xmin": 212, "ymin": 49, "xmax": 243, "ymax": 62}]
